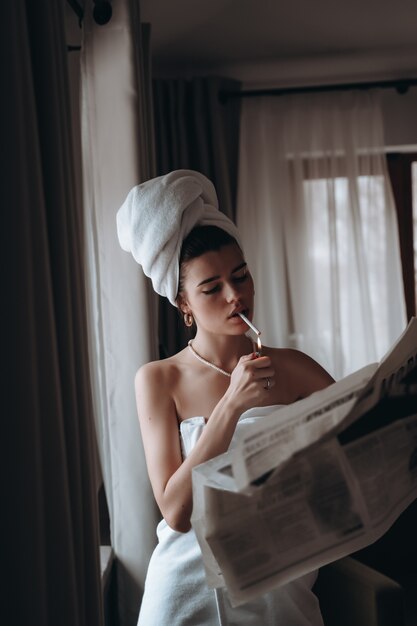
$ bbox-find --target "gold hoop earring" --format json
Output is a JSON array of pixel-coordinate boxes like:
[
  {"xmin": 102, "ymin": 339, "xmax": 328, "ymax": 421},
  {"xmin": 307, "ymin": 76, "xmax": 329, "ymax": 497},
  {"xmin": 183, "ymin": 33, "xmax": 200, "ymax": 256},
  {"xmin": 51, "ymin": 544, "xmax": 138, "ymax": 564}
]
[{"xmin": 184, "ymin": 313, "xmax": 194, "ymax": 327}]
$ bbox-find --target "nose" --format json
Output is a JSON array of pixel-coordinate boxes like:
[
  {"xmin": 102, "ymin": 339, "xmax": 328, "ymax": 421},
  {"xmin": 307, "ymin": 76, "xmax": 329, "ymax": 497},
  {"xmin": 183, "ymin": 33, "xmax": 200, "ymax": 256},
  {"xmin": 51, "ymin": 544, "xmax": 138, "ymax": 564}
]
[{"xmin": 224, "ymin": 282, "xmax": 241, "ymax": 303}]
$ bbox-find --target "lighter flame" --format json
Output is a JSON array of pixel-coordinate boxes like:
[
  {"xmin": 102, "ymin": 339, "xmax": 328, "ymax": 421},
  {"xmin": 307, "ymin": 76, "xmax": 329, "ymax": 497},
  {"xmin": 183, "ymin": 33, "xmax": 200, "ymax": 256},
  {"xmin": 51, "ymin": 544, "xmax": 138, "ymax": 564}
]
[{"xmin": 257, "ymin": 334, "xmax": 262, "ymax": 356}]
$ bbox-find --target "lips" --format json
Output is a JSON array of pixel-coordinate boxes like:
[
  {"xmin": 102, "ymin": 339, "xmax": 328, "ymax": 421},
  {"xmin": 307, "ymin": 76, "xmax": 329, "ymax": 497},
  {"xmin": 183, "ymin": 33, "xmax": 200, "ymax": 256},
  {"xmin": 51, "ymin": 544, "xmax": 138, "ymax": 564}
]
[{"xmin": 228, "ymin": 307, "xmax": 248, "ymax": 319}]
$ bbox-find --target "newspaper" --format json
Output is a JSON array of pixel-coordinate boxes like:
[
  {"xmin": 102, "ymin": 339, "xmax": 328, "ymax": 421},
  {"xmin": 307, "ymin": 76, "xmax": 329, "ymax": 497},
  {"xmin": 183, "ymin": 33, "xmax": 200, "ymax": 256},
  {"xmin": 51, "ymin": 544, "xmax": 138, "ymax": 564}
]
[{"xmin": 191, "ymin": 317, "xmax": 417, "ymax": 607}]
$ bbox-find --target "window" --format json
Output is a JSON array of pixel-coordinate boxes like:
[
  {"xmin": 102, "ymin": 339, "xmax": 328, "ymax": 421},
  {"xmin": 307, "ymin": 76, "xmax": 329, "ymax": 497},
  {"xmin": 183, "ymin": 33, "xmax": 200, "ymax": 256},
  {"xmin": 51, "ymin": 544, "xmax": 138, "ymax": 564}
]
[{"xmin": 303, "ymin": 174, "xmax": 392, "ymax": 371}]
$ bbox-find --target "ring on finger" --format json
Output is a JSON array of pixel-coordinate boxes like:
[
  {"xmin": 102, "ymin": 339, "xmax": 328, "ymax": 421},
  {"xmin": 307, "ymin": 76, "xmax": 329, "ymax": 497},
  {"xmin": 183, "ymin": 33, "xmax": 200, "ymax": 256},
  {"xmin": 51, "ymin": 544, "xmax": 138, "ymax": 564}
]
[{"xmin": 264, "ymin": 377, "xmax": 271, "ymax": 391}]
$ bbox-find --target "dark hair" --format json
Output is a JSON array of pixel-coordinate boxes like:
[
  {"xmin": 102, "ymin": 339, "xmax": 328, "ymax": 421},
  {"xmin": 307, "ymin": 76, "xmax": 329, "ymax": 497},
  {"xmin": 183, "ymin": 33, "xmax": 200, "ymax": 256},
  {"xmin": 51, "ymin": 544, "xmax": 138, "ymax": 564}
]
[{"xmin": 176, "ymin": 225, "xmax": 240, "ymax": 300}]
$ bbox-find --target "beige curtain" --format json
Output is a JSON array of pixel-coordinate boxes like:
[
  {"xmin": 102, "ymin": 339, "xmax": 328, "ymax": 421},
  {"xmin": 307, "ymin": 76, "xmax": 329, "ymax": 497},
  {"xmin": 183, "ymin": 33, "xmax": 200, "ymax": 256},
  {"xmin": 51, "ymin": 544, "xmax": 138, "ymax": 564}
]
[
  {"xmin": 81, "ymin": 2, "xmax": 159, "ymax": 625},
  {"xmin": 11, "ymin": 1, "xmax": 103, "ymax": 625},
  {"xmin": 153, "ymin": 76, "xmax": 241, "ymax": 357}
]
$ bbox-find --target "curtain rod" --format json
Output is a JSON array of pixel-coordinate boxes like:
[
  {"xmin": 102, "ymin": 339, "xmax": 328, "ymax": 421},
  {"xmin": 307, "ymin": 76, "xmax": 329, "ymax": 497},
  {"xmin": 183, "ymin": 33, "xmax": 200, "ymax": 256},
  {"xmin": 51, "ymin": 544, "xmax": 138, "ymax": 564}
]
[{"xmin": 219, "ymin": 77, "xmax": 417, "ymax": 102}]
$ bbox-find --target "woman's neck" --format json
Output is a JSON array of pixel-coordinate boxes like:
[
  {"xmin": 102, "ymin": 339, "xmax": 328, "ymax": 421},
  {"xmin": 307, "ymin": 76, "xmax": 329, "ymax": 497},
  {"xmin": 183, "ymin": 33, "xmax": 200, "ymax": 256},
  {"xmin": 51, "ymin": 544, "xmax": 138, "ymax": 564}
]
[{"xmin": 190, "ymin": 333, "xmax": 254, "ymax": 373}]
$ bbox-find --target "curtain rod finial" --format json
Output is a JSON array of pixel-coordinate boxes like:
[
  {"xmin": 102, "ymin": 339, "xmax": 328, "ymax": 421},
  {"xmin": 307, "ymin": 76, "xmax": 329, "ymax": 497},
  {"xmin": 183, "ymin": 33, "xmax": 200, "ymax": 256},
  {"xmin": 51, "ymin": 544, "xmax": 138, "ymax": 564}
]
[
  {"xmin": 396, "ymin": 81, "xmax": 409, "ymax": 95},
  {"xmin": 93, "ymin": 1, "xmax": 112, "ymax": 25}
]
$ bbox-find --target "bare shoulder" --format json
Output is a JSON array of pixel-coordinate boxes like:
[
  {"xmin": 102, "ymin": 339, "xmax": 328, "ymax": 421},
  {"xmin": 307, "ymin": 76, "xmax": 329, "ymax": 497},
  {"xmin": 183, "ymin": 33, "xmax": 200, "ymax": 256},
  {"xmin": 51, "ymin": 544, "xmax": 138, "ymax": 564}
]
[
  {"xmin": 268, "ymin": 346, "xmax": 335, "ymax": 400},
  {"xmin": 134, "ymin": 356, "xmax": 183, "ymax": 418},
  {"xmin": 135, "ymin": 357, "xmax": 178, "ymax": 388}
]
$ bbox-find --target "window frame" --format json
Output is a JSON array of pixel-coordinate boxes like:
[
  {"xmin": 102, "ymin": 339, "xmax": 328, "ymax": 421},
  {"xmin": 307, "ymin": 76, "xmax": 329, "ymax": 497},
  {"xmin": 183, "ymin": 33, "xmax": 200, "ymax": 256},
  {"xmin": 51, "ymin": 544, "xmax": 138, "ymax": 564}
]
[{"xmin": 386, "ymin": 152, "xmax": 417, "ymax": 320}]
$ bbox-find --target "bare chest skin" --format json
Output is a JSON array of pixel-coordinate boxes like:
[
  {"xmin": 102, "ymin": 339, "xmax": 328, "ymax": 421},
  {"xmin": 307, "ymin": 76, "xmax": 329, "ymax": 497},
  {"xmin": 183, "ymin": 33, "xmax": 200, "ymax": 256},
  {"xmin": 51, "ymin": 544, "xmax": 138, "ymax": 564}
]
[{"xmin": 170, "ymin": 348, "xmax": 302, "ymax": 422}]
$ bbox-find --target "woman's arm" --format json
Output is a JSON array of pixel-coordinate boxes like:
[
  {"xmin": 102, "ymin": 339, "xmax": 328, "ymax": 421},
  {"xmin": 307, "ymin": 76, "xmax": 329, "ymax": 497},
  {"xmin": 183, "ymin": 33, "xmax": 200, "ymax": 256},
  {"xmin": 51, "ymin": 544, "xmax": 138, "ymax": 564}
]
[{"xmin": 135, "ymin": 354, "xmax": 274, "ymax": 533}]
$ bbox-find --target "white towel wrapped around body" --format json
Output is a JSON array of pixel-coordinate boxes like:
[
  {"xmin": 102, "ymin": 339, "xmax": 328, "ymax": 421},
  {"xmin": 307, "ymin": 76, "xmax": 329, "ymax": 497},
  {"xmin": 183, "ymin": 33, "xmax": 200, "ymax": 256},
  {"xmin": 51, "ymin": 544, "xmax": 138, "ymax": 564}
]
[
  {"xmin": 116, "ymin": 169, "xmax": 242, "ymax": 306},
  {"xmin": 137, "ymin": 407, "xmax": 323, "ymax": 626}
]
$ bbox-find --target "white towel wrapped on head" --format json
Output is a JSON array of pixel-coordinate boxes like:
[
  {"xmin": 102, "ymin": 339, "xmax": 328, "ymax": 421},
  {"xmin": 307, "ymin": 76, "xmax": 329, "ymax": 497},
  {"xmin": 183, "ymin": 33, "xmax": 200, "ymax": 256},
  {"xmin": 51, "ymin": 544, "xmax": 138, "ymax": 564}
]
[{"xmin": 116, "ymin": 169, "xmax": 241, "ymax": 305}]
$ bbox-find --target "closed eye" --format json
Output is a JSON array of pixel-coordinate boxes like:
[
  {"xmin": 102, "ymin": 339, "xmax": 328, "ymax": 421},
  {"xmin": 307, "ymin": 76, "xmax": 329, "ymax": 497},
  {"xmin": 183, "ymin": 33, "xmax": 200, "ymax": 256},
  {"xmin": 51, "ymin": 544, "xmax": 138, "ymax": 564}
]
[
  {"xmin": 233, "ymin": 266, "xmax": 248, "ymax": 283},
  {"xmin": 233, "ymin": 273, "xmax": 248, "ymax": 283},
  {"xmin": 202, "ymin": 265, "xmax": 248, "ymax": 295},
  {"xmin": 202, "ymin": 284, "xmax": 221, "ymax": 295}
]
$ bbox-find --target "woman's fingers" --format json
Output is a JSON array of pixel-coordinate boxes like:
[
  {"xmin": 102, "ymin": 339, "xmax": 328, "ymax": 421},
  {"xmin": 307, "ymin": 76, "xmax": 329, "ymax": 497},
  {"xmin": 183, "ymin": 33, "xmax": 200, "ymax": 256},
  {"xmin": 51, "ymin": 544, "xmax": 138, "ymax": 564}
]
[
  {"xmin": 251, "ymin": 356, "xmax": 271, "ymax": 366},
  {"xmin": 239, "ymin": 355, "xmax": 270, "ymax": 369},
  {"xmin": 233, "ymin": 355, "xmax": 275, "ymax": 387},
  {"xmin": 246, "ymin": 357, "xmax": 274, "ymax": 379},
  {"xmin": 249, "ymin": 358, "xmax": 276, "ymax": 391},
  {"xmin": 228, "ymin": 354, "xmax": 276, "ymax": 411},
  {"xmin": 239, "ymin": 353, "xmax": 258, "ymax": 363},
  {"xmin": 236, "ymin": 357, "xmax": 274, "ymax": 380}
]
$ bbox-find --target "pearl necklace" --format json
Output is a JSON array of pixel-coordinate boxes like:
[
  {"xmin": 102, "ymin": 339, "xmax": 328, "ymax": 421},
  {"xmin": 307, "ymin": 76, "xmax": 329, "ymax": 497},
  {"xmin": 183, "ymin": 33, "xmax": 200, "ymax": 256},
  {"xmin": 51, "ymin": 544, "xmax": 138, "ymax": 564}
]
[{"xmin": 188, "ymin": 340, "xmax": 231, "ymax": 377}]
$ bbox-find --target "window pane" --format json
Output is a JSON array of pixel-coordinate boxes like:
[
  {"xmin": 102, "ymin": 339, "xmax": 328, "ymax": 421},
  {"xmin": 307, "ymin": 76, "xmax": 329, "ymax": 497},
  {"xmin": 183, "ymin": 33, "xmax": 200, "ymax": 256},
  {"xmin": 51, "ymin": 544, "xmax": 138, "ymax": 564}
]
[{"xmin": 303, "ymin": 175, "xmax": 391, "ymax": 375}]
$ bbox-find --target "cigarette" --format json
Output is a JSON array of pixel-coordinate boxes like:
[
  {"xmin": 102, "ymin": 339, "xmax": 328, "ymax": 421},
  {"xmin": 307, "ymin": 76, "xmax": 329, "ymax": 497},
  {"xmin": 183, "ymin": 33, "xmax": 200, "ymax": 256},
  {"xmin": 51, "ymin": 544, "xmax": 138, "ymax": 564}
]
[
  {"xmin": 238, "ymin": 312, "xmax": 262, "ymax": 356},
  {"xmin": 238, "ymin": 312, "xmax": 261, "ymax": 336}
]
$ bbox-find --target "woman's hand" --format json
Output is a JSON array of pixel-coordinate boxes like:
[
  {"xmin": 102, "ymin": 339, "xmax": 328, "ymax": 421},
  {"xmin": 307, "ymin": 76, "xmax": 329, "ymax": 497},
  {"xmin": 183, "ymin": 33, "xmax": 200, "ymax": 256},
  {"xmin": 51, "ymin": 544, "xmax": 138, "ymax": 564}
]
[{"xmin": 225, "ymin": 353, "xmax": 275, "ymax": 414}]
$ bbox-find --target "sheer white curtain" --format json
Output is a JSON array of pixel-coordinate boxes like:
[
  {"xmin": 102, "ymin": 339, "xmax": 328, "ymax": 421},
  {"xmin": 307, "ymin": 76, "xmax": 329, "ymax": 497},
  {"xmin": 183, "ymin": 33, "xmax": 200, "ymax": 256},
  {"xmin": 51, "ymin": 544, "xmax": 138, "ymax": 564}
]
[
  {"xmin": 237, "ymin": 92, "xmax": 407, "ymax": 379},
  {"xmin": 81, "ymin": 2, "xmax": 159, "ymax": 625}
]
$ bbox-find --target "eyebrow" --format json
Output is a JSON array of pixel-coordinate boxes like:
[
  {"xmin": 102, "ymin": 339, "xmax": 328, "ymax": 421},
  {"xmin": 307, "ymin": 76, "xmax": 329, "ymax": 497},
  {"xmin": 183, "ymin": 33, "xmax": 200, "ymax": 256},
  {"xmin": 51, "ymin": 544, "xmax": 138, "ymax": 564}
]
[{"xmin": 196, "ymin": 262, "xmax": 247, "ymax": 287}]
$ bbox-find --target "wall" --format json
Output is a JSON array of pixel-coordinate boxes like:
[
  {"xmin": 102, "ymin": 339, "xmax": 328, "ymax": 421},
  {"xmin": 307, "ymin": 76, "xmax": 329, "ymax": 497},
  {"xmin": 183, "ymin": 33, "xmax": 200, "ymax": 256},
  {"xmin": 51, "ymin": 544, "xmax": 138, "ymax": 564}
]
[
  {"xmin": 67, "ymin": 6, "xmax": 417, "ymax": 149},
  {"xmin": 380, "ymin": 87, "xmax": 417, "ymax": 148}
]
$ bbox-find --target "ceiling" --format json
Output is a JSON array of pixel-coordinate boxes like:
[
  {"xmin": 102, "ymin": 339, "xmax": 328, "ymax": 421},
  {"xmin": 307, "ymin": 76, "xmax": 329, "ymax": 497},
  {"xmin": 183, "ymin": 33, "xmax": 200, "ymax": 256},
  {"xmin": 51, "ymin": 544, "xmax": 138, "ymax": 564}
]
[{"xmin": 140, "ymin": 0, "xmax": 417, "ymax": 76}]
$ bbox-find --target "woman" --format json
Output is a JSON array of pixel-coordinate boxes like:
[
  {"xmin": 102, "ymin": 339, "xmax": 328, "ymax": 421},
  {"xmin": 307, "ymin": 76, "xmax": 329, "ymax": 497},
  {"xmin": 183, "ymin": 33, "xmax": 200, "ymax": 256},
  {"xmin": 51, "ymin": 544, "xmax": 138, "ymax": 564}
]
[{"xmin": 117, "ymin": 170, "xmax": 334, "ymax": 625}]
